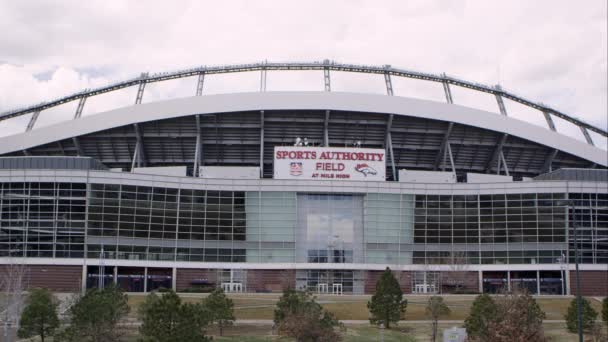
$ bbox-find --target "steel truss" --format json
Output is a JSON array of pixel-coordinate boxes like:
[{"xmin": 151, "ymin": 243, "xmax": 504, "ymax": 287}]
[{"xmin": 1, "ymin": 61, "xmax": 605, "ymax": 142}]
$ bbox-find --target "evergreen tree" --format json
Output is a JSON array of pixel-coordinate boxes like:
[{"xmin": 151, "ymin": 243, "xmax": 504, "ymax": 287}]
[
  {"xmin": 138, "ymin": 290, "xmax": 211, "ymax": 342},
  {"xmin": 565, "ymin": 297, "xmax": 598, "ymax": 334},
  {"xmin": 202, "ymin": 288, "xmax": 234, "ymax": 336},
  {"xmin": 17, "ymin": 288, "xmax": 60, "ymax": 342},
  {"xmin": 367, "ymin": 267, "xmax": 407, "ymax": 329},
  {"xmin": 426, "ymin": 296, "xmax": 450, "ymax": 342},
  {"xmin": 56, "ymin": 284, "xmax": 130, "ymax": 342},
  {"xmin": 464, "ymin": 294, "xmax": 496, "ymax": 341},
  {"xmin": 602, "ymin": 297, "xmax": 608, "ymax": 336}
]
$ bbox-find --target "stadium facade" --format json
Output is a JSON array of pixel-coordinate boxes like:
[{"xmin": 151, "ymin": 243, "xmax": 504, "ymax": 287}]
[{"xmin": 0, "ymin": 62, "xmax": 606, "ymax": 296}]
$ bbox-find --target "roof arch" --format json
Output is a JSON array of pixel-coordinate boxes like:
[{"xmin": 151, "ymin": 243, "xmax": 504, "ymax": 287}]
[{"xmin": 1, "ymin": 61, "xmax": 606, "ymax": 141}]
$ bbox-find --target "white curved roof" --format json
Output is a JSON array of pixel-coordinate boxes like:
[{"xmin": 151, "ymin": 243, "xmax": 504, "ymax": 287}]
[{"xmin": 1, "ymin": 91, "xmax": 606, "ymax": 166}]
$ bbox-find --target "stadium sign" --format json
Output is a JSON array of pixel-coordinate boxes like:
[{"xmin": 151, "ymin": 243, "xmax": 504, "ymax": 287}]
[{"xmin": 274, "ymin": 146, "xmax": 386, "ymax": 181}]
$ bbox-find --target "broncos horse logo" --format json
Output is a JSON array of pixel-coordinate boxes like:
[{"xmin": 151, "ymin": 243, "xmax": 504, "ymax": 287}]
[{"xmin": 354, "ymin": 163, "xmax": 377, "ymax": 176}]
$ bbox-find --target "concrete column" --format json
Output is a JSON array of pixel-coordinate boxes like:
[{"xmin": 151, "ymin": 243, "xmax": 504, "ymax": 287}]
[
  {"xmin": 536, "ymin": 270, "xmax": 541, "ymax": 295},
  {"xmin": 565, "ymin": 268, "xmax": 571, "ymax": 295},
  {"xmin": 143, "ymin": 267, "xmax": 148, "ymax": 293},
  {"xmin": 113, "ymin": 266, "xmax": 118, "ymax": 284},
  {"xmin": 172, "ymin": 267, "xmax": 177, "ymax": 291},
  {"xmin": 81, "ymin": 265, "xmax": 88, "ymax": 293},
  {"xmin": 478, "ymin": 270, "xmax": 483, "ymax": 293},
  {"xmin": 507, "ymin": 271, "xmax": 511, "ymax": 292}
]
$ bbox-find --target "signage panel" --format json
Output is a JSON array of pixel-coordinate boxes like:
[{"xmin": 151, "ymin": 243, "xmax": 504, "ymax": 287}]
[{"xmin": 274, "ymin": 146, "xmax": 386, "ymax": 181}]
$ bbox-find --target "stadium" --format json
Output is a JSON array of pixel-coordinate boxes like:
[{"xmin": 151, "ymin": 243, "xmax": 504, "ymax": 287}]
[{"xmin": 0, "ymin": 61, "xmax": 606, "ymax": 296}]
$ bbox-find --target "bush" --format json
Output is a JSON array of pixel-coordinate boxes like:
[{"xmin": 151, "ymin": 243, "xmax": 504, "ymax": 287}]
[
  {"xmin": 465, "ymin": 289, "xmax": 547, "ymax": 342},
  {"xmin": 180, "ymin": 286, "xmax": 215, "ymax": 293},
  {"xmin": 367, "ymin": 267, "xmax": 407, "ymax": 329},
  {"xmin": 565, "ymin": 297, "xmax": 598, "ymax": 334},
  {"xmin": 274, "ymin": 289, "xmax": 344, "ymax": 342},
  {"xmin": 138, "ymin": 290, "xmax": 211, "ymax": 342},
  {"xmin": 17, "ymin": 288, "xmax": 60, "ymax": 342},
  {"xmin": 486, "ymin": 289, "xmax": 547, "ymax": 342},
  {"xmin": 464, "ymin": 294, "xmax": 496, "ymax": 341}
]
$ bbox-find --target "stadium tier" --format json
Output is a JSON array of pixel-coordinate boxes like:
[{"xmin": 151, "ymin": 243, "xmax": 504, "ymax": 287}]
[{"xmin": 0, "ymin": 62, "xmax": 606, "ymax": 295}]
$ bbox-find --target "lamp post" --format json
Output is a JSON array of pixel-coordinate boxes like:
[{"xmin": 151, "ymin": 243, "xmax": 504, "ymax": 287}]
[
  {"xmin": 571, "ymin": 200, "xmax": 583, "ymax": 342},
  {"xmin": 560, "ymin": 199, "xmax": 584, "ymax": 342}
]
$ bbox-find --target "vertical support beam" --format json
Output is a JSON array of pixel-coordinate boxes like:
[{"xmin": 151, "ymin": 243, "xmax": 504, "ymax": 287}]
[
  {"xmin": 500, "ymin": 150, "xmax": 510, "ymax": 176},
  {"xmin": 478, "ymin": 270, "xmax": 483, "ymax": 293},
  {"xmin": 143, "ymin": 267, "xmax": 148, "ymax": 293},
  {"xmin": 442, "ymin": 73, "xmax": 454, "ymax": 104},
  {"xmin": 130, "ymin": 140, "xmax": 139, "ymax": 171},
  {"xmin": 446, "ymin": 142, "xmax": 456, "ymax": 175},
  {"xmin": 323, "ymin": 68, "xmax": 331, "ymax": 91},
  {"xmin": 323, "ymin": 59, "xmax": 331, "ymax": 92},
  {"xmin": 383, "ymin": 66, "xmax": 394, "ymax": 96},
  {"xmin": 72, "ymin": 137, "xmax": 84, "ymax": 156},
  {"xmin": 536, "ymin": 270, "xmax": 541, "ymax": 295},
  {"xmin": 324, "ymin": 110, "xmax": 330, "ymax": 147},
  {"xmin": 385, "ymin": 114, "xmax": 397, "ymax": 181},
  {"xmin": 193, "ymin": 115, "xmax": 203, "ymax": 177},
  {"xmin": 81, "ymin": 265, "xmax": 87, "ymax": 293},
  {"xmin": 171, "ymin": 267, "xmax": 177, "ymax": 291},
  {"xmin": 543, "ymin": 111, "xmax": 557, "ymax": 132},
  {"xmin": 132, "ymin": 123, "xmax": 146, "ymax": 169},
  {"xmin": 74, "ymin": 96, "xmax": 87, "ymax": 119},
  {"xmin": 496, "ymin": 150, "xmax": 502, "ymax": 175},
  {"xmin": 542, "ymin": 149, "xmax": 558, "ymax": 173},
  {"xmin": 494, "ymin": 85, "xmax": 508, "ymax": 116},
  {"xmin": 26, "ymin": 110, "xmax": 41, "ymax": 132},
  {"xmin": 195, "ymin": 72, "xmax": 205, "ymax": 96},
  {"xmin": 259, "ymin": 111, "xmax": 264, "ymax": 178},
  {"xmin": 135, "ymin": 73, "xmax": 148, "ymax": 105},
  {"xmin": 579, "ymin": 126, "xmax": 594, "ymax": 146},
  {"xmin": 135, "ymin": 82, "xmax": 146, "ymax": 104},
  {"xmin": 260, "ymin": 68, "xmax": 267, "ymax": 92},
  {"xmin": 434, "ymin": 122, "xmax": 454, "ymax": 170},
  {"xmin": 485, "ymin": 134, "xmax": 508, "ymax": 173}
]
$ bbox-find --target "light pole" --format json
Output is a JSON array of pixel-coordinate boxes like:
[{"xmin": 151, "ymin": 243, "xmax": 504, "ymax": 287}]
[
  {"xmin": 561, "ymin": 199, "xmax": 584, "ymax": 342},
  {"xmin": 571, "ymin": 201, "xmax": 583, "ymax": 342},
  {"xmin": 557, "ymin": 253, "xmax": 566, "ymax": 295}
]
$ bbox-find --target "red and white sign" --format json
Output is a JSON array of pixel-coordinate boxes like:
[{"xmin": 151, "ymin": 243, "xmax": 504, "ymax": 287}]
[{"xmin": 274, "ymin": 146, "xmax": 386, "ymax": 181}]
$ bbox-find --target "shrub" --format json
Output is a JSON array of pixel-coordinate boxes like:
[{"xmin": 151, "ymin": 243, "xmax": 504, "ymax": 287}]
[
  {"xmin": 274, "ymin": 289, "xmax": 344, "ymax": 342},
  {"xmin": 486, "ymin": 290, "xmax": 546, "ymax": 341}
]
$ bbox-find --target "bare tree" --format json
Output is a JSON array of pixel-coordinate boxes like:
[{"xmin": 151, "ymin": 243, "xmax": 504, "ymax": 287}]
[
  {"xmin": 442, "ymin": 251, "xmax": 470, "ymax": 294},
  {"xmin": 1, "ymin": 261, "xmax": 29, "ymax": 342}
]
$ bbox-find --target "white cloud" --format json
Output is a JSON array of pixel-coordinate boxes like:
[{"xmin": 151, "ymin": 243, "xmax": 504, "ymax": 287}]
[{"xmin": 0, "ymin": 0, "xmax": 605, "ymax": 149}]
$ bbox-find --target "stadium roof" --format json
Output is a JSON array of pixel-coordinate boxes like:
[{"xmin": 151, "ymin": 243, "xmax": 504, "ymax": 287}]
[{"xmin": 1, "ymin": 91, "xmax": 605, "ymax": 180}]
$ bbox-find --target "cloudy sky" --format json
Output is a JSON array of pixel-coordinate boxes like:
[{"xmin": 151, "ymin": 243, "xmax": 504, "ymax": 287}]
[{"xmin": 0, "ymin": 0, "xmax": 606, "ymax": 149}]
